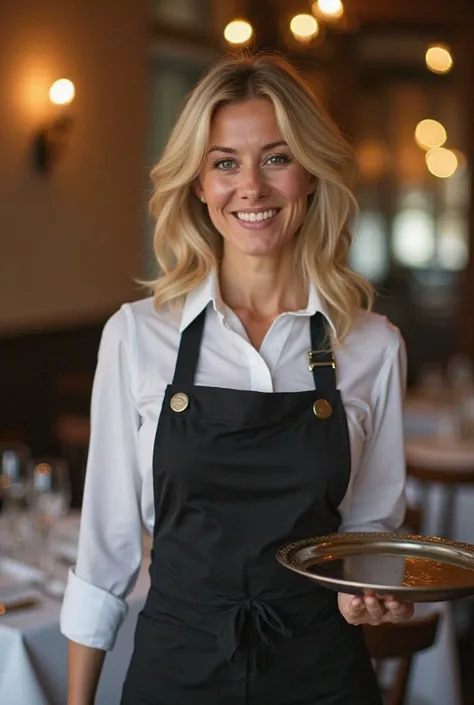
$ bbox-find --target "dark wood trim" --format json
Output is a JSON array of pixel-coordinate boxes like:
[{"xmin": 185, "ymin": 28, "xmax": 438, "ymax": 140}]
[{"xmin": 0, "ymin": 320, "xmax": 105, "ymax": 456}]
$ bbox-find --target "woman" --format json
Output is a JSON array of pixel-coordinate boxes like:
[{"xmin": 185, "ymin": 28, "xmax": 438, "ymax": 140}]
[{"xmin": 61, "ymin": 53, "xmax": 412, "ymax": 705}]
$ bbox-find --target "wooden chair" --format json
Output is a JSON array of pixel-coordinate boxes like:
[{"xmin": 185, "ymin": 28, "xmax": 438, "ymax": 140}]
[
  {"xmin": 407, "ymin": 462, "xmax": 474, "ymax": 487},
  {"xmin": 363, "ymin": 505, "xmax": 440, "ymax": 705},
  {"xmin": 406, "ymin": 454, "xmax": 474, "ymax": 539},
  {"xmin": 364, "ymin": 613, "xmax": 440, "ymax": 705}
]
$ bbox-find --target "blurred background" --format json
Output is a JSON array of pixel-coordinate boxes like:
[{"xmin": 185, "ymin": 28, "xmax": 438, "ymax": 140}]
[
  {"xmin": 2, "ymin": 0, "xmax": 474, "ymax": 465},
  {"xmin": 2, "ymin": 2, "xmax": 474, "ymax": 703}
]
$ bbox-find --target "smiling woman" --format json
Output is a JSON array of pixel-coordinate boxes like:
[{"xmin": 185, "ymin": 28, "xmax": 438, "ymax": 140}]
[
  {"xmin": 61, "ymin": 52, "xmax": 408, "ymax": 705},
  {"xmin": 148, "ymin": 52, "xmax": 372, "ymax": 344}
]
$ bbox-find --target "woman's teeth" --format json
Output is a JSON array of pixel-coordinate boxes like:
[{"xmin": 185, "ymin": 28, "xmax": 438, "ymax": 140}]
[{"xmin": 235, "ymin": 209, "xmax": 278, "ymax": 223}]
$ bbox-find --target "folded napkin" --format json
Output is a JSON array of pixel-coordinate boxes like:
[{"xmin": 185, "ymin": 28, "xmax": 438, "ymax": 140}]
[{"xmin": 0, "ymin": 557, "xmax": 44, "ymax": 602}]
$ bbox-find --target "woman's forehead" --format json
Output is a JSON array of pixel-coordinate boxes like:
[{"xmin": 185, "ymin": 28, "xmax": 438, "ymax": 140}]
[{"xmin": 208, "ymin": 99, "xmax": 283, "ymax": 148}]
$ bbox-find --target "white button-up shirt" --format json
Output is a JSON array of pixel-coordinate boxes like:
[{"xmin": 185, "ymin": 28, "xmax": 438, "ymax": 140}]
[{"xmin": 60, "ymin": 273, "xmax": 407, "ymax": 650}]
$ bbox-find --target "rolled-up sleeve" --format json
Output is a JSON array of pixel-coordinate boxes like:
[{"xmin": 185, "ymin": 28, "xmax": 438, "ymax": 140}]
[
  {"xmin": 60, "ymin": 305, "xmax": 143, "ymax": 650},
  {"xmin": 340, "ymin": 331, "xmax": 407, "ymax": 533}
]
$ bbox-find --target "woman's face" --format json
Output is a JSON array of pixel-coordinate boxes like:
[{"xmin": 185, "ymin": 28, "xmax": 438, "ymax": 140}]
[{"xmin": 196, "ymin": 99, "xmax": 315, "ymax": 259}]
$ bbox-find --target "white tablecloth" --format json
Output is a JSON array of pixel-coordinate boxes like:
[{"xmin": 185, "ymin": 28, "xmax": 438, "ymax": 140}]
[
  {"xmin": 0, "ymin": 514, "xmax": 463, "ymax": 705},
  {"xmin": 0, "ymin": 513, "xmax": 151, "ymax": 705}
]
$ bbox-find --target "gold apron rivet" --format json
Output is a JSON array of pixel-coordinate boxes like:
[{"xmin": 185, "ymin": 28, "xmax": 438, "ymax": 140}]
[
  {"xmin": 170, "ymin": 392, "xmax": 189, "ymax": 413},
  {"xmin": 313, "ymin": 399, "xmax": 332, "ymax": 420}
]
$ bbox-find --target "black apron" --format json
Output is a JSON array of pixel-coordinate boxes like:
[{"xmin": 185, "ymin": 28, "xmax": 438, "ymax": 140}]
[{"xmin": 121, "ymin": 308, "xmax": 382, "ymax": 705}]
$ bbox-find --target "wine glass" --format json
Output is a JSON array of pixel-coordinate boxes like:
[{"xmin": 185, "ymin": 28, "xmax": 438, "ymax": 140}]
[
  {"xmin": 0, "ymin": 443, "xmax": 32, "ymax": 555},
  {"xmin": 28, "ymin": 457, "xmax": 71, "ymax": 576}
]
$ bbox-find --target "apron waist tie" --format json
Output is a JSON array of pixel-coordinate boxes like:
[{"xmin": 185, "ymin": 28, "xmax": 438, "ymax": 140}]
[{"xmin": 217, "ymin": 599, "xmax": 293, "ymax": 669}]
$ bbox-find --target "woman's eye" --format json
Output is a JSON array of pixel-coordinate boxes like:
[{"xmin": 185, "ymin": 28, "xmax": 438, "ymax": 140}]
[
  {"xmin": 214, "ymin": 159, "xmax": 236, "ymax": 170},
  {"xmin": 266, "ymin": 154, "xmax": 291, "ymax": 165}
]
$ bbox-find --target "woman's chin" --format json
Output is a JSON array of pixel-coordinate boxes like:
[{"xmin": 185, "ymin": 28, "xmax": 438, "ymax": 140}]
[{"xmin": 228, "ymin": 233, "xmax": 289, "ymax": 259}]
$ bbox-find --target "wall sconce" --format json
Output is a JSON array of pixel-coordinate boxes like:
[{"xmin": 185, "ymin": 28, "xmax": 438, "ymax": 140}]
[{"xmin": 32, "ymin": 78, "xmax": 75, "ymax": 174}]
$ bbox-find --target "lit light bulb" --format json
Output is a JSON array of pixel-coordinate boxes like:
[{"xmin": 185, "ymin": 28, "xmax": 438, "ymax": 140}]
[
  {"xmin": 290, "ymin": 14, "xmax": 319, "ymax": 41},
  {"xmin": 224, "ymin": 20, "xmax": 253, "ymax": 45},
  {"xmin": 414, "ymin": 119, "xmax": 447, "ymax": 151},
  {"xmin": 49, "ymin": 79, "xmax": 75, "ymax": 106},
  {"xmin": 426, "ymin": 148, "xmax": 458, "ymax": 178},
  {"xmin": 313, "ymin": 0, "xmax": 344, "ymax": 19},
  {"xmin": 425, "ymin": 45, "xmax": 453, "ymax": 75}
]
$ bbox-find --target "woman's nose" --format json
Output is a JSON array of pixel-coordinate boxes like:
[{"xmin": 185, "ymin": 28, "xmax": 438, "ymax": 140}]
[{"xmin": 238, "ymin": 165, "xmax": 269, "ymax": 202}]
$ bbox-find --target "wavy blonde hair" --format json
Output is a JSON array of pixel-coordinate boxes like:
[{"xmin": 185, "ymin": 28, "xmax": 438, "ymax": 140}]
[{"xmin": 148, "ymin": 52, "xmax": 373, "ymax": 342}]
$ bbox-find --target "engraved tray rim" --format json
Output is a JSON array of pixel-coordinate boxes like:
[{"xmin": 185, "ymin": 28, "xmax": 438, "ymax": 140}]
[{"xmin": 275, "ymin": 532, "xmax": 474, "ymax": 602}]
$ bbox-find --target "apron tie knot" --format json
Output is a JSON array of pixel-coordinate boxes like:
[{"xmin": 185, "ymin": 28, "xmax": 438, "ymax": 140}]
[{"xmin": 217, "ymin": 598, "xmax": 293, "ymax": 665}]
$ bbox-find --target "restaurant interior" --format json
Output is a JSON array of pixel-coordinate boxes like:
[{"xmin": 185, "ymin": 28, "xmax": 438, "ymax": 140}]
[{"xmin": 1, "ymin": 0, "xmax": 474, "ymax": 703}]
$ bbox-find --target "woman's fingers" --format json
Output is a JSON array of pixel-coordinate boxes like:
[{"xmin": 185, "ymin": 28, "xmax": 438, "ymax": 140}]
[
  {"xmin": 338, "ymin": 592, "xmax": 414, "ymax": 625},
  {"xmin": 348, "ymin": 597, "xmax": 367, "ymax": 620},
  {"xmin": 384, "ymin": 599, "xmax": 414, "ymax": 621},
  {"xmin": 338, "ymin": 593, "xmax": 365, "ymax": 623},
  {"xmin": 364, "ymin": 596, "xmax": 386, "ymax": 621}
]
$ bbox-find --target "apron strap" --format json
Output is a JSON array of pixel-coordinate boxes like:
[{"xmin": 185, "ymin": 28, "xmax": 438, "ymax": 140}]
[
  {"xmin": 172, "ymin": 308, "xmax": 206, "ymax": 386},
  {"xmin": 308, "ymin": 312, "xmax": 336, "ymax": 392},
  {"xmin": 173, "ymin": 307, "xmax": 336, "ymax": 391}
]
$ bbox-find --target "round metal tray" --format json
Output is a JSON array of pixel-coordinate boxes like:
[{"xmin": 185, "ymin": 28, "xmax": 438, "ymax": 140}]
[{"xmin": 276, "ymin": 533, "xmax": 474, "ymax": 602}]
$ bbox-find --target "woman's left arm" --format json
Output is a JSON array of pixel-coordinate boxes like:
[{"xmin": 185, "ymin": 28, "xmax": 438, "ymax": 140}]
[{"xmin": 338, "ymin": 328, "xmax": 413, "ymax": 625}]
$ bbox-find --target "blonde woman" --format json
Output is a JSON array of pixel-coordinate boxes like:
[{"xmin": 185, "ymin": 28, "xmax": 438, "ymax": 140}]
[{"xmin": 61, "ymin": 53, "xmax": 411, "ymax": 705}]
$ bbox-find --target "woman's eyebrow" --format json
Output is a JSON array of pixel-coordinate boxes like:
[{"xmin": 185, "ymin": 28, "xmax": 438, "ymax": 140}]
[{"xmin": 207, "ymin": 140, "xmax": 288, "ymax": 155}]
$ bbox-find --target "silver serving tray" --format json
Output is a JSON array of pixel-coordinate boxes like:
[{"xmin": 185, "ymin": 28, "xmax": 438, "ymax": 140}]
[{"xmin": 276, "ymin": 533, "xmax": 474, "ymax": 602}]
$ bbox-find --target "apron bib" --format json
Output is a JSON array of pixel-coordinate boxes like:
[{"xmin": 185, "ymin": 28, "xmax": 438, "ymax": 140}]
[{"xmin": 121, "ymin": 309, "xmax": 382, "ymax": 705}]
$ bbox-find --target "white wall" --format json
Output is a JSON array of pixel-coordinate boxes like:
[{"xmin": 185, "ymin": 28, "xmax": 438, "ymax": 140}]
[{"xmin": 0, "ymin": 0, "xmax": 147, "ymax": 333}]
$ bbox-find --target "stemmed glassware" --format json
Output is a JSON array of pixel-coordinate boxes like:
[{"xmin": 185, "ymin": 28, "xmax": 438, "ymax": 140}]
[
  {"xmin": 0, "ymin": 443, "xmax": 32, "ymax": 556},
  {"xmin": 28, "ymin": 457, "xmax": 71, "ymax": 576}
]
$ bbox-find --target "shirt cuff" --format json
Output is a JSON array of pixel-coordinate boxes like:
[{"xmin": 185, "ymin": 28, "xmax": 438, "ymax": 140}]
[{"xmin": 60, "ymin": 568, "xmax": 129, "ymax": 651}]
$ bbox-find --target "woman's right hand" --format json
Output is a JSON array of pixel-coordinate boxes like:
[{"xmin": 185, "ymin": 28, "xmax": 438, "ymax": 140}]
[{"xmin": 338, "ymin": 592, "xmax": 414, "ymax": 625}]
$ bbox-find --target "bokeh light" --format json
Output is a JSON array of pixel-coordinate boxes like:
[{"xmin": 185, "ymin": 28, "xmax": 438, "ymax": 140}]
[
  {"xmin": 49, "ymin": 79, "xmax": 75, "ymax": 106},
  {"xmin": 425, "ymin": 45, "xmax": 453, "ymax": 75},
  {"xmin": 290, "ymin": 14, "xmax": 319, "ymax": 41},
  {"xmin": 224, "ymin": 20, "xmax": 253, "ymax": 45},
  {"xmin": 313, "ymin": 0, "xmax": 344, "ymax": 20},
  {"xmin": 415, "ymin": 119, "xmax": 447, "ymax": 150},
  {"xmin": 426, "ymin": 148, "xmax": 458, "ymax": 178}
]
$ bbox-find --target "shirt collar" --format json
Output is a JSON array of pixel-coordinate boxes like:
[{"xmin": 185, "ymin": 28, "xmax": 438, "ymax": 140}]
[
  {"xmin": 180, "ymin": 272, "xmax": 336, "ymax": 335},
  {"xmin": 179, "ymin": 271, "xmax": 223, "ymax": 332},
  {"xmin": 293, "ymin": 283, "xmax": 336, "ymax": 335}
]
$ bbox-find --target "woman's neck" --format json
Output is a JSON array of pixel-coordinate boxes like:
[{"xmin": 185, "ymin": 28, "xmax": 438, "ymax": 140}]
[{"xmin": 219, "ymin": 248, "xmax": 307, "ymax": 319}]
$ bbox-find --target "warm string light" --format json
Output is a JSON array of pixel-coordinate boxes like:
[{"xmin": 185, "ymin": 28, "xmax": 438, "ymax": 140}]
[
  {"xmin": 425, "ymin": 45, "xmax": 453, "ymax": 75},
  {"xmin": 414, "ymin": 119, "xmax": 447, "ymax": 151},
  {"xmin": 313, "ymin": 0, "xmax": 344, "ymax": 20},
  {"xmin": 290, "ymin": 14, "xmax": 319, "ymax": 42},
  {"xmin": 224, "ymin": 20, "xmax": 253, "ymax": 45},
  {"xmin": 425, "ymin": 148, "xmax": 458, "ymax": 178},
  {"xmin": 413, "ymin": 119, "xmax": 460, "ymax": 178}
]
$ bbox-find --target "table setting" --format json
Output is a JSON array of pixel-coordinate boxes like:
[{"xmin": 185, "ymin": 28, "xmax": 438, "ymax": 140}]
[{"xmin": 0, "ymin": 443, "xmax": 150, "ymax": 705}]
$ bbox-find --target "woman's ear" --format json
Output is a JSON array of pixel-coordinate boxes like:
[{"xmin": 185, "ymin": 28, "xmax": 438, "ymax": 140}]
[
  {"xmin": 194, "ymin": 181, "xmax": 206, "ymax": 203},
  {"xmin": 307, "ymin": 175, "xmax": 317, "ymax": 196}
]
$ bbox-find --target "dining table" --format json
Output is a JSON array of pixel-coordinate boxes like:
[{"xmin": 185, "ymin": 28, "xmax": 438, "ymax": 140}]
[{"xmin": 0, "ymin": 512, "xmax": 151, "ymax": 705}]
